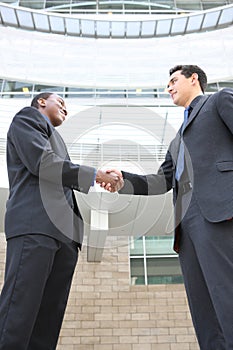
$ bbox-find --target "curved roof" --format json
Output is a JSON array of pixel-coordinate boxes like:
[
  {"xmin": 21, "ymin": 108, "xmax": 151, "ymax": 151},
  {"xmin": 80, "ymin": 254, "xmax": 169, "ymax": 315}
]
[{"xmin": 0, "ymin": 2, "xmax": 232, "ymax": 38}]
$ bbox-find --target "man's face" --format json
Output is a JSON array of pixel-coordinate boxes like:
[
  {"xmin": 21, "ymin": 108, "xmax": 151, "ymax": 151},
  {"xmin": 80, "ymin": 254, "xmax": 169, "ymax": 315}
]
[
  {"xmin": 167, "ymin": 70, "xmax": 193, "ymax": 108},
  {"xmin": 39, "ymin": 94, "xmax": 67, "ymax": 127}
]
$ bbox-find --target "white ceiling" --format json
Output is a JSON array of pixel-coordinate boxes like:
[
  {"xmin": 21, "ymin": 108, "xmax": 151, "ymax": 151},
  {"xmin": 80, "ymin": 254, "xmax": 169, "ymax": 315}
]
[{"xmin": 0, "ymin": 24, "xmax": 233, "ymax": 89}]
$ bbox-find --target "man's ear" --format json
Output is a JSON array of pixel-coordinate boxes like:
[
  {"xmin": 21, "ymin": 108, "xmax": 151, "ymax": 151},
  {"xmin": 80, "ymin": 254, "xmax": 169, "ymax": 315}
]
[
  {"xmin": 37, "ymin": 98, "xmax": 46, "ymax": 107},
  {"xmin": 191, "ymin": 73, "xmax": 199, "ymax": 84}
]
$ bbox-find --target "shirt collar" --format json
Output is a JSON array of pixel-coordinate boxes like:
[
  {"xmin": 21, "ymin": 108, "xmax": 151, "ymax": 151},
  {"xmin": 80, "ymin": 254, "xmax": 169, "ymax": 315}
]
[
  {"xmin": 41, "ymin": 113, "xmax": 52, "ymax": 126},
  {"xmin": 189, "ymin": 95, "xmax": 204, "ymax": 110}
]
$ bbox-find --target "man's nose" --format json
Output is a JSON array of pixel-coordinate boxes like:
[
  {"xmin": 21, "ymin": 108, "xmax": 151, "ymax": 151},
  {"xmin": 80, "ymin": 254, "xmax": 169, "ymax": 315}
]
[
  {"xmin": 166, "ymin": 86, "xmax": 173, "ymax": 93},
  {"xmin": 168, "ymin": 83, "xmax": 174, "ymax": 90}
]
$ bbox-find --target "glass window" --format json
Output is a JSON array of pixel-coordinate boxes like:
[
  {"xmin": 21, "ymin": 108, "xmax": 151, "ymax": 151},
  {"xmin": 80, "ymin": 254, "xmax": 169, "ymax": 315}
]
[
  {"xmin": 130, "ymin": 236, "xmax": 183, "ymax": 285},
  {"xmin": 99, "ymin": 3, "xmax": 122, "ymax": 13},
  {"xmin": 64, "ymin": 87, "xmax": 94, "ymax": 98},
  {"xmin": 150, "ymin": 0, "xmax": 174, "ymax": 9},
  {"xmin": 49, "ymin": 15, "xmax": 65, "ymax": 33},
  {"xmin": 175, "ymin": 1, "xmax": 202, "ymax": 10},
  {"xmin": 156, "ymin": 19, "xmax": 172, "ymax": 35},
  {"xmin": 1, "ymin": 0, "xmax": 17, "ymax": 3},
  {"xmin": 202, "ymin": 1, "xmax": 227, "ymax": 10},
  {"xmin": 2, "ymin": 81, "xmax": 33, "ymax": 98},
  {"xmin": 1, "ymin": 79, "xmax": 232, "ymax": 101},
  {"xmin": 96, "ymin": 89, "xmax": 126, "ymax": 98},
  {"xmin": 127, "ymin": 89, "xmax": 156, "ymax": 98},
  {"xmin": 33, "ymin": 13, "xmax": 50, "ymax": 31},
  {"xmin": 125, "ymin": 3, "xmax": 149, "ymax": 14},
  {"xmin": 172, "ymin": 16, "xmax": 188, "ymax": 34},
  {"xmin": 19, "ymin": 0, "xmax": 45, "ymax": 9},
  {"xmin": 65, "ymin": 17, "xmax": 80, "ymax": 35},
  {"xmin": 218, "ymin": 81, "xmax": 233, "ymax": 89},
  {"xmin": 0, "ymin": 79, "xmax": 3, "ymax": 94},
  {"xmin": 147, "ymin": 257, "xmax": 183, "ymax": 284},
  {"xmin": 202, "ymin": 10, "xmax": 221, "ymax": 28},
  {"xmin": 126, "ymin": 21, "xmax": 141, "ymax": 36},
  {"xmin": 145, "ymin": 236, "xmax": 174, "ymax": 255},
  {"xmin": 218, "ymin": 6, "xmax": 233, "ymax": 25},
  {"xmin": 81, "ymin": 19, "xmax": 95, "ymax": 36},
  {"xmin": 96, "ymin": 21, "xmax": 110, "ymax": 37},
  {"xmin": 141, "ymin": 21, "xmax": 156, "ymax": 36},
  {"xmin": 34, "ymin": 85, "xmax": 64, "ymax": 94},
  {"xmin": 205, "ymin": 82, "xmax": 219, "ymax": 93},
  {"xmin": 17, "ymin": 9, "xmax": 34, "ymax": 29},
  {"xmin": 0, "ymin": 5, "xmax": 18, "ymax": 25},
  {"xmin": 111, "ymin": 21, "xmax": 125, "ymax": 37},
  {"xmin": 46, "ymin": 0, "xmax": 71, "ymax": 9},
  {"xmin": 130, "ymin": 258, "xmax": 145, "ymax": 285},
  {"xmin": 186, "ymin": 14, "xmax": 204, "ymax": 32},
  {"xmin": 130, "ymin": 237, "xmax": 144, "ymax": 256}
]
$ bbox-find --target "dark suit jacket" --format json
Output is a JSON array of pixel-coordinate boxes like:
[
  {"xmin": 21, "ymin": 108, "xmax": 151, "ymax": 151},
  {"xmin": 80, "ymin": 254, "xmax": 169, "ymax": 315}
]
[
  {"xmin": 5, "ymin": 106, "xmax": 95, "ymax": 245},
  {"xmin": 120, "ymin": 88, "xmax": 233, "ymax": 248}
]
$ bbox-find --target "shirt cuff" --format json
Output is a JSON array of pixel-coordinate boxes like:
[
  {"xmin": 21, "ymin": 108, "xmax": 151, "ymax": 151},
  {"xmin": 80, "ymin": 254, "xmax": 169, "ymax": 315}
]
[{"xmin": 91, "ymin": 169, "xmax": 97, "ymax": 186}]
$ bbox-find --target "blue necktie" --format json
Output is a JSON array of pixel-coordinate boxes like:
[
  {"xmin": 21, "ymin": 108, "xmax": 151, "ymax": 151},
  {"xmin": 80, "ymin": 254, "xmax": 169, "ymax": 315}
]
[{"xmin": 175, "ymin": 107, "xmax": 190, "ymax": 181}]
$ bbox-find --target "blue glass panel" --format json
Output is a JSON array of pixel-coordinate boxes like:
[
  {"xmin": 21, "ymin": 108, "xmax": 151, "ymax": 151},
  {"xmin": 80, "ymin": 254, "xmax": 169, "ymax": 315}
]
[
  {"xmin": 126, "ymin": 21, "xmax": 140, "ymax": 37},
  {"xmin": 186, "ymin": 14, "xmax": 203, "ymax": 32},
  {"xmin": 33, "ymin": 12, "xmax": 50, "ymax": 31},
  {"xmin": 141, "ymin": 21, "xmax": 156, "ymax": 36},
  {"xmin": 81, "ymin": 19, "xmax": 95, "ymax": 35},
  {"xmin": 202, "ymin": 10, "xmax": 220, "ymax": 28},
  {"xmin": 171, "ymin": 16, "xmax": 187, "ymax": 33},
  {"xmin": 218, "ymin": 7, "xmax": 233, "ymax": 25},
  {"xmin": 111, "ymin": 21, "xmax": 125, "ymax": 37},
  {"xmin": 0, "ymin": 5, "xmax": 17, "ymax": 25},
  {"xmin": 96, "ymin": 21, "xmax": 110, "ymax": 37},
  {"xmin": 65, "ymin": 17, "xmax": 80, "ymax": 34},
  {"xmin": 156, "ymin": 19, "xmax": 172, "ymax": 35},
  {"xmin": 17, "ymin": 9, "xmax": 34, "ymax": 28},
  {"xmin": 49, "ymin": 15, "xmax": 65, "ymax": 33}
]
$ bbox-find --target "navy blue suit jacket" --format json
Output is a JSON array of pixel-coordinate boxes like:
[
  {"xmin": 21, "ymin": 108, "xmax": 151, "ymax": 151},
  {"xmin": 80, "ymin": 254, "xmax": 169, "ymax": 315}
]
[
  {"xmin": 120, "ymin": 88, "xmax": 233, "ymax": 249},
  {"xmin": 5, "ymin": 106, "xmax": 95, "ymax": 245}
]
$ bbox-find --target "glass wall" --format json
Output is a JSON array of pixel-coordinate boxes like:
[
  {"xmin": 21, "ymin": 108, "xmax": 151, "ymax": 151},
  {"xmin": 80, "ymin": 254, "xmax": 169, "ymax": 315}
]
[
  {"xmin": 0, "ymin": 78, "xmax": 232, "ymax": 100},
  {"xmin": 2, "ymin": 0, "xmax": 233, "ymax": 14},
  {"xmin": 130, "ymin": 236, "xmax": 183, "ymax": 285}
]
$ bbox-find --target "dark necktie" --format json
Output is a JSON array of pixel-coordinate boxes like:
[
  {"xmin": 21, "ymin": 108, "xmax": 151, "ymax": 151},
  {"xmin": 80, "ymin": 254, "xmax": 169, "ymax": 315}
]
[{"xmin": 175, "ymin": 106, "xmax": 190, "ymax": 181}]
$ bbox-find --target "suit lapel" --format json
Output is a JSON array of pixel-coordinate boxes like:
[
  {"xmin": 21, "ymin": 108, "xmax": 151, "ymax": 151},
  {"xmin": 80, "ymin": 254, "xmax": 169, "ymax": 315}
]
[
  {"xmin": 184, "ymin": 95, "xmax": 210, "ymax": 131},
  {"xmin": 172, "ymin": 95, "xmax": 210, "ymax": 163}
]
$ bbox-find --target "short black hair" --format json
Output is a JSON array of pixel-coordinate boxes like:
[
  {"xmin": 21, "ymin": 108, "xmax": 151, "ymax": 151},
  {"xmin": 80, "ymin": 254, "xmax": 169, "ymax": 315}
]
[
  {"xmin": 169, "ymin": 65, "xmax": 207, "ymax": 93},
  {"xmin": 31, "ymin": 92, "xmax": 53, "ymax": 109}
]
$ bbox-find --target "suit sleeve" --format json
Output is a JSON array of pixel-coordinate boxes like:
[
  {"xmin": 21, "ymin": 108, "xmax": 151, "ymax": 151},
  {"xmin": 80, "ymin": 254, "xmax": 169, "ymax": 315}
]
[
  {"xmin": 119, "ymin": 149, "xmax": 173, "ymax": 195},
  {"xmin": 9, "ymin": 107, "xmax": 95, "ymax": 194},
  {"xmin": 217, "ymin": 88, "xmax": 233, "ymax": 134}
]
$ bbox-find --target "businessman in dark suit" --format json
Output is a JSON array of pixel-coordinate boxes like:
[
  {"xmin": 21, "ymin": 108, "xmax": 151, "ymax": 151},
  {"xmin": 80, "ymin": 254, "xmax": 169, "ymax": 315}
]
[
  {"xmin": 104, "ymin": 65, "xmax": 233, "ymax": 350},
  {"xmin": 0, "ymin": 92, "xmax": 121, "ymax": 350}
]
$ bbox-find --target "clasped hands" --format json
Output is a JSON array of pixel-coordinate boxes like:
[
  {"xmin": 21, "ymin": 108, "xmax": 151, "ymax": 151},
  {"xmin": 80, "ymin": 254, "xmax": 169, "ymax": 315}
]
[{"xmin": 96, "ymin": 168, "xmax": 123, "ymax": 192}]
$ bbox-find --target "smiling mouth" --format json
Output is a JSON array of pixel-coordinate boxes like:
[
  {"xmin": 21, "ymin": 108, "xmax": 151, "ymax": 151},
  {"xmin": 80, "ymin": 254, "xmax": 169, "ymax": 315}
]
[{"xmin": 59, "ymin": 112, "xmax": 66, "ymax": 121}]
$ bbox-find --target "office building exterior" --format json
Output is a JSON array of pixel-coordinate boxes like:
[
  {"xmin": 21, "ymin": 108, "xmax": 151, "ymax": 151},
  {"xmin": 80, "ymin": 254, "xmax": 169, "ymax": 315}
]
[{"xmin": 0, "ymin": 1, "xmax": 232, "ymax": 348}]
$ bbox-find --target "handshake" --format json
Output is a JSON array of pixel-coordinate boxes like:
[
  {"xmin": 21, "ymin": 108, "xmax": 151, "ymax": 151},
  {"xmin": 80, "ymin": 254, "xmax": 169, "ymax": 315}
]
[{"xmin": 96, "ymin": 168, "xmax": 124, "ymax": 192}]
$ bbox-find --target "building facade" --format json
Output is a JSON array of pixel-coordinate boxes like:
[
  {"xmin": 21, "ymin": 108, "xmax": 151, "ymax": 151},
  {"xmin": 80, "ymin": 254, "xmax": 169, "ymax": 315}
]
[{"xmin": 0, "ymin": 1, "xmax": 233, "ymax": 348}]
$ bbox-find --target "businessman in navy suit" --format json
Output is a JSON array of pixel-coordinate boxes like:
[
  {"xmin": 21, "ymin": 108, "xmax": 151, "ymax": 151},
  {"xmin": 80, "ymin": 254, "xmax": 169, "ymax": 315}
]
[
  {"xmin": 0, "ymin": 92, "xmax": 121, "ymax": 350},
  {"xmin": 105, "ymin": 65, "xmax": 233, "ymax": 350}
]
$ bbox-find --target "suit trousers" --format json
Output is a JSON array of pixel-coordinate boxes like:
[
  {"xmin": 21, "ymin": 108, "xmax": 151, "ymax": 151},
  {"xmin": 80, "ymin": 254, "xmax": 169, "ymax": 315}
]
[
  {"xmin": 179, "ymin": 194, "xmax": 233, "ymax": 350},
  {"xmin": 0, "ymin": 234, "xmax": 79, "ymax": 350}
]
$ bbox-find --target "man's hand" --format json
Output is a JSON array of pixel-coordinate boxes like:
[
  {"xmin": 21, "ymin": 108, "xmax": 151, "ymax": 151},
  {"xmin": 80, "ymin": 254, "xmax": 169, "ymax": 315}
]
[{"xmin": 96, "ymin": 168, "xmax": 124, "ymax": 192}]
